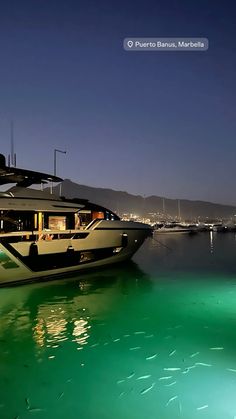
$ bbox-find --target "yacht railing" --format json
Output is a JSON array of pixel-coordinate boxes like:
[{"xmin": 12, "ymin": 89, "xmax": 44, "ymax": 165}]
[
  {"xmin": 84, "ymin": 219, "xmax": 103, "ymax": 230},
  {"xmin": 0, "ymin": 229, "xmax": 90, "ymax": 241}
]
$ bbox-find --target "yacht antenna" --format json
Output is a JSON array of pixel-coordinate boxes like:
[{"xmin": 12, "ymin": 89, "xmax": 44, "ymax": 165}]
[{"xmin": 10, "ymin": 121, "xmax": 16, "ymax": 167}]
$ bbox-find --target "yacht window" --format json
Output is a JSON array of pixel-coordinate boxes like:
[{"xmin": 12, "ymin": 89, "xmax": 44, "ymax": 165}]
[
  {"xmin": 105, "ymin": 211, "xmax": 115, "ymax": 220},
  {"xmin": 79, "ymin": 210, "xmax": 92, "ymax": 226},
  {"xmin": 48, "ymin": 216, "xmax": 66, "ymax": 231},
  {"xmin": 92, "ymin": 211, "xmax": 104, "ymax": 220},
  {"xmin": 0, "ymin": 211, "xmax": 34, "ymax": 232}
]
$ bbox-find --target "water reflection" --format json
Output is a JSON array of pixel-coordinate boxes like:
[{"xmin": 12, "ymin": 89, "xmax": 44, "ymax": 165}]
[
  {"xmin": 209, "ymin": 231, "xmax": 214, "ymax": 254},
  {"xmin": 72, "ymin": 319, "xmax": 90, "ymax": 346},
  {"xmin": 2, "ymin": 243, "xmax": 236, "ymax": 419},
  {"xmin": 0, "ymin": 261, "xmax": 151, "ymax": 353}
]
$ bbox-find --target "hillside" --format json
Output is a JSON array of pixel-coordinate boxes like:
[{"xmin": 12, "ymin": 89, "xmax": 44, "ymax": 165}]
[{"xmin": 49, "ymin": 180, "xmax": 236, "ymax": 221}]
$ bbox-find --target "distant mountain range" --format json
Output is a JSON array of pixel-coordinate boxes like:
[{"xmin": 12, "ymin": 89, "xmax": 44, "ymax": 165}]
[{"xmin": 52, "ymin": 179, "xmax": 236, "ymax": 221}]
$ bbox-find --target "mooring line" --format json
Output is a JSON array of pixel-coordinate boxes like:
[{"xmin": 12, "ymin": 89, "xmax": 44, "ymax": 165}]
[{"xmin": 151, "ymin": 234, "xmax": 173, "ymax": 252}]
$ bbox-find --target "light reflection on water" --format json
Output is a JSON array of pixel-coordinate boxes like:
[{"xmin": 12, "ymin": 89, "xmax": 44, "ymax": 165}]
[
  {"xmin": 210, "ymin": 230, "xmax": 214, "ymax": 254},
  {"xmin": 1, "ymin": 234, "xmax": 236, "ymax": 418}
]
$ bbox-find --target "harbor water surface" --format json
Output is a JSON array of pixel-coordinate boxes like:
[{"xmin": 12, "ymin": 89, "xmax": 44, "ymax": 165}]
[{"xmin": 1, "ymin": 232, "xmax": 236, "ymax": 418}]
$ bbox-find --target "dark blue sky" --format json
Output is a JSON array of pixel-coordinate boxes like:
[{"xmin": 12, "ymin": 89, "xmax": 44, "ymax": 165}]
[{"xmin": 1, "ymin": 0, "xmax": 236, "ymax": 204}]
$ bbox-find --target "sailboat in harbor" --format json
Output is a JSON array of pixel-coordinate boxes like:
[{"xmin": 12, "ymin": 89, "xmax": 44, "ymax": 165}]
[{"xmin": 154, "ymin": 200, "xmax": 198, "ymax": 233}]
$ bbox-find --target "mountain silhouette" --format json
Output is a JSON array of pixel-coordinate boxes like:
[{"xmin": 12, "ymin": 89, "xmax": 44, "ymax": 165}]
[{"xmin": 50, "ymin": 179, "xmax": 236, "ymax": 221}]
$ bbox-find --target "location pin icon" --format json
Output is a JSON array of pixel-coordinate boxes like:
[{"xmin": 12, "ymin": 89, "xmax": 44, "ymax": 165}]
[{"xmin": 127, "ymin": 40, "xmax": 133, "ymax": 48}]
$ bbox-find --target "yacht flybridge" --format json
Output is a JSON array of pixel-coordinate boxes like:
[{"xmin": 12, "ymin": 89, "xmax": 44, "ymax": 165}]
[{"xmin": 0, "ymin": 154, "xmax": 151, "ymax": 286}]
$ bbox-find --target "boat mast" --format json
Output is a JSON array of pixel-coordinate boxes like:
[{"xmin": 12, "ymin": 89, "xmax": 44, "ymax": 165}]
[
  {"xmin": 162, "ymin": 197, "xmax": 165, "ymax": 218},
  {"xmin": 178, "ymin": 199, "xmax": 181, "ymax": 221}
]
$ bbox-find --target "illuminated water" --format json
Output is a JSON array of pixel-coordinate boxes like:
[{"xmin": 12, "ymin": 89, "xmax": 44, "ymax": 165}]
[{"xmin": 1, "ymin": 232, "xmax": 236, "ymax": 418}]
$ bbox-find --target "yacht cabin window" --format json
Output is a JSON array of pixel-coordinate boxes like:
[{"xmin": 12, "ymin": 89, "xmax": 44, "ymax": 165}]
[
  {"xmin": 48, "ymin": 216, "xmax": 66, "ymax": 231},
  {"xmin": 0, "ymin": 210, "xmax": 34, "ymax": 233}
]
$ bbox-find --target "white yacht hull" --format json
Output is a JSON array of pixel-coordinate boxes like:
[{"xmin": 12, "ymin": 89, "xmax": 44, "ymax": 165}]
[
  {"xmin": 155, "ymin": 227, "xmax": 195, "ymax": 234},
  {"xmin": 0, "ymin": 220, "xmax": 151, "ymax": 286}
]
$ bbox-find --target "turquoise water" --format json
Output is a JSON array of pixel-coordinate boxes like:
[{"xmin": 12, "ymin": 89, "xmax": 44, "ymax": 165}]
[{"xmin": 1, "ymin": 232, "xmax": 236, "ymax": 418}]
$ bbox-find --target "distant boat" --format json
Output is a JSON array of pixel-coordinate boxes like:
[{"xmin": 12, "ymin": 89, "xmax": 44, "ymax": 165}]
[
  {"xmin": 224, "ymin": 223, "xmax": 236, "ymax": 232},
  {"xmin": 211, "ymin": 223, "xmax": 236, "ymax": 232},
  {"xmin": 154, "ymin": 222, "xmax": 197, "ymax": 234},
  {"xmin": 212, "ymin": 224, "xmax": 227, "ymax": 232},
  {"xmin": 0, "ymin": 154, "xmax": 152, "ymax": 286}
]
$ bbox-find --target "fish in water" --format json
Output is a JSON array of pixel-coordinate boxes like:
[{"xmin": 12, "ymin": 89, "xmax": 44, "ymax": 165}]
[
  {"xmin": 134, "ymin": 331, "xmax": 145, "ymax": 335},
  {"xmin": 164, "ymin": 367, "xmax": 181, "ymax": 371},
  {"xmin": 227, "ymin": 368, "xmax": 236, "ymax": 373},
  {"xmin": 113, "ymin": 339, "xmax": 120, "ymax": 342},
  {"xmin": 169, "ymin": 350, "xmax": 176, "ymax": 357},
  {"xmin": 166, "ymin": 396, "xmax": 178, "ymax": 406},
  {"xmin": 182, "ymin": 366, "xmax": 196, "ymax": 374},
  {"xmin": 137, "ymin": 375, "xmax": 151, "ymax": 380},
  {"xmin": 209, "ymin": 347, "xmax": 224, "ymax": 350},
  {"xmin": 196, "ymin": 405, "xmax": 208, "ymax": 410},
  {"xmin": 146, "ymin": 354, "xmax": 157, "ymax": 360},
  {"xmin": 117, "ymin": 380, "xmax": 125, "ymax": 384},
  {"xmin": 25, "ymin": 398, "xmax": 30, "ymax": 409},
  {"xmin": 184, "ymin": 365, "xmax": 196, "ymax": 372},
  {"xmin": 165, "ymin": 381, "xmax": 177, "ymax": 387},
  {"xmin": 195, "ymin": 362, "xmax": 212, "ymax": 367},
  {"xmin": 29, "ymin": 408, "xmax": 45, "ymax": 412},
  {"xmin": 159, "ymin": 376, "xmax": 172, "ymax": 380},
  {"xmin": 127, "ymin": 372, "xmax": 135, "ymax": 379},
  {"xmin": 178, "ymin": 400, "xmax": 182, "ymax": 414},
  {"xmin": 129, "ymin": 347, "xmax": 141, "ymax": 351},
  {"xmin": 144, "ymin": 334, "xmax": 154, "ymax": 338},
  {"xmin": 140, "ymin": 383, "xmax": 155, "ymax": 395},
  {"xmin": 190, "ymin": 352, "xmax": 199, "ymax": 358}
]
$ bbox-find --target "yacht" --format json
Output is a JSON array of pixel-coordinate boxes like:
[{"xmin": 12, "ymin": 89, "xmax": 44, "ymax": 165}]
[
  {"xmin": 0, "ymin": 154, "xmax": 151, "ymax": 286},
  {"xmin": 154, "ymin": 222, "xmax": 197, "ymax": 234}
]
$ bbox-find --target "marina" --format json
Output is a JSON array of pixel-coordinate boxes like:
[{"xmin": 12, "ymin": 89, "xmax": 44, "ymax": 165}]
[
  {"xmin": 1, "ymin": 233, "xmax": 236, "ymax": 418},
  {"xmin": 0, "ymin": 1, "xmax": 235, "ymax": 418}
]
